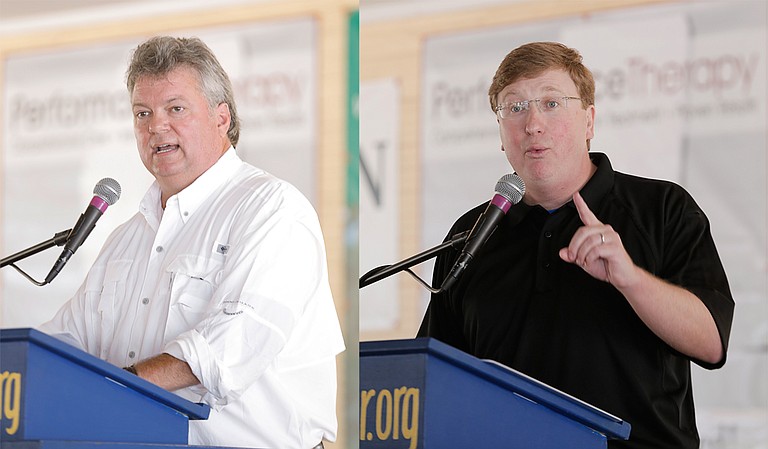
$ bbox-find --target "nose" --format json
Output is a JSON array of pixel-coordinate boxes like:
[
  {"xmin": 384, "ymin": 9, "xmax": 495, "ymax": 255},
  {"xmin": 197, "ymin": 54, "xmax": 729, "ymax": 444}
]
[
  {"xmin": 524, "ymin": 106, "xmax": 544, "ymax": 135},
  {"xmin": 148, "ymin": 112, "xmax": 169, "ymax": 134}
]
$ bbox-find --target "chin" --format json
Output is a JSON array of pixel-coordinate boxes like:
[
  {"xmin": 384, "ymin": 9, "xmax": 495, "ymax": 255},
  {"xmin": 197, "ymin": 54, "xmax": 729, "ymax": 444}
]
[{"xmin": 521, "ymin": 162, "xmax": 555, "ymax": 180}]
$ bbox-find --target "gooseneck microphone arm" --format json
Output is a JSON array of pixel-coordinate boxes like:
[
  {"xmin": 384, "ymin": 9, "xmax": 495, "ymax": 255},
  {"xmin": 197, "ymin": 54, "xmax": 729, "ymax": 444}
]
[
  {"xmin": 0, "ymin": 177, "xmax": 121, "ymax": 287},
  {"xmin": 360, "ymin": 173, "xmax": 526, "ymax": 294},
  {"xmin": 0, "ymin": 229, "xmax": 73, "ymax": 286},
  {"xmin": 359, "ymin": 230, "xmax": 470, "ymax": 290}
]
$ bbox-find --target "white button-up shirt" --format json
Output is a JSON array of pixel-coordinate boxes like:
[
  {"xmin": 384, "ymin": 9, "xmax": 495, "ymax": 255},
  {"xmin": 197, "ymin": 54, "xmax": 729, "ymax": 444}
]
[{"xmin": 40, "ymin": 149, "xmax": 345, "ymax": 449}]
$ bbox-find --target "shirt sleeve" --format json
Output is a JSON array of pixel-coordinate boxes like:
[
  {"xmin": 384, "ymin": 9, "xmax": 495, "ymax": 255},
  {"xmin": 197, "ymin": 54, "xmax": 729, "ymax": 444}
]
[
  {"xmin": 164, "ymin": 187, "xmax": 338, "ymax": 407},
  {"xmin": 659, "ymin": 189, "xmax": 735, "ymax": 369}
]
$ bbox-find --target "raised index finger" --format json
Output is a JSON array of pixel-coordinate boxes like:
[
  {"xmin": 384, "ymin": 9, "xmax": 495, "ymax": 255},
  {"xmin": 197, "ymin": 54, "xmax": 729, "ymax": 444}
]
[{"xmin": 573, "ymin": 191, "xmax": 602, "ymax": 226}]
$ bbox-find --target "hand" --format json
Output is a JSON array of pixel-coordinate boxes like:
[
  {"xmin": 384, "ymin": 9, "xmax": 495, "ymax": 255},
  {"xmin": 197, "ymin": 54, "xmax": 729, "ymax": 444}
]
[
  {"xmin": 559, "ymin": 192, "xmax": 725, "ymax": 364},
  {"xmin": 558, "ymin": 192, "xmax": 638, "ymax": 288}
]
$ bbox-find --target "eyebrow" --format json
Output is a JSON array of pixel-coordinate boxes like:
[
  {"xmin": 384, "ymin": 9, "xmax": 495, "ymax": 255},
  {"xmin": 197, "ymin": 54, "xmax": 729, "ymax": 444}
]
[
  {"xmin": 131, "ymin": 96, "xmax": 187, "ymax": 109},
  {"xmin": 501, "ymin": 85, "xmax": 566, "ymax": 100}
]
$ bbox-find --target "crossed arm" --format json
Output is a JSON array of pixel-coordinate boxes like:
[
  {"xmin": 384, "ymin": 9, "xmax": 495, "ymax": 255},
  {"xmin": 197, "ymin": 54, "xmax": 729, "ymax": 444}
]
[{"xmin": 131, "ymin": 353, "xmax": 199, "ymax": 391}]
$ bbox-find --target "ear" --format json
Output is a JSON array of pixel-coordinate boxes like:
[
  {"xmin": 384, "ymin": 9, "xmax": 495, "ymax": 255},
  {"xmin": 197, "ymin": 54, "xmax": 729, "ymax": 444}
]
[
  {"xmin": 215, "ymin": 102, "xmax": 231, "ymax": 137},
  {"xmin": 585, "ymin": 104, "xmax": 596, "ymax": 141}
]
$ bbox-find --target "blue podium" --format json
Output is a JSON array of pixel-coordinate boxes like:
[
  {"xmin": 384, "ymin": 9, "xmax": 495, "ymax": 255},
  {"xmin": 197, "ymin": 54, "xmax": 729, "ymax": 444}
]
[
  {"xmin": 0, "ymin": 328, "xmax": 240, "ymax": 449},
  {"xmin": 360, "ymin": 338, "xmax": 631, "ymax": 449}
]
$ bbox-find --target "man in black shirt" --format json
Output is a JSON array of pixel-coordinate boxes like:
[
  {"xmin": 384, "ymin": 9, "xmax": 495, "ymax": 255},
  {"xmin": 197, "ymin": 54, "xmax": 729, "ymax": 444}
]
[{"xmin": 418, "ymin": 42, "xmax": 734, "ymax": 448}]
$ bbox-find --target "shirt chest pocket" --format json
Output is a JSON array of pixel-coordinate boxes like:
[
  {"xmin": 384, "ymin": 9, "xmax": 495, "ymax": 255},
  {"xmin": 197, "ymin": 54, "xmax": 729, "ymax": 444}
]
[
  {"xmin": 164, "ymin": 255, "xmax": 223, "ymax": 340},
  {"xmin": 92, "ymin": 260, "xmax": 132, "ymax": 355}
]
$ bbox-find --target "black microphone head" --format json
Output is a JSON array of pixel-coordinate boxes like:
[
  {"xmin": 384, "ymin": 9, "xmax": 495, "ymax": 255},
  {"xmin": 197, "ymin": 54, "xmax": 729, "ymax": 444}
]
[
  {"xmin": 495, "ymin": 174, "xmax": 525, "ymax": 205},
  {"xmin": 94, "ymin": 178, "xmax": 121, "ymax": 205}
]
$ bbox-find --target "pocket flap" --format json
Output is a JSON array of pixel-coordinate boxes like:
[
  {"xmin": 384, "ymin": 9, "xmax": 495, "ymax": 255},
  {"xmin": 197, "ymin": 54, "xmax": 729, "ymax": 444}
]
[{"xmin": 165, "ymin": 255, "xmax": 221, "ymax": 282}]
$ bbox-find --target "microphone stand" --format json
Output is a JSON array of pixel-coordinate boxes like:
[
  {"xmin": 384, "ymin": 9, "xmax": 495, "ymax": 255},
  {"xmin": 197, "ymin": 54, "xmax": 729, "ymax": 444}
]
[
  {"xmin": 0, "ymin": 229, "xmax": 72, "ymax": 286},
  {"xmin": 359, "ymin": 230, "xmax": 469, "ymax": 292}
]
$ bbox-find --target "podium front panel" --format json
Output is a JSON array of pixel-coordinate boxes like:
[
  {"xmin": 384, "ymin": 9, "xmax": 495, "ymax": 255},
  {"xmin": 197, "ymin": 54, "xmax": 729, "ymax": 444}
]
[
  {"xmin": 360, "ymin": 338, "xmax": 630, "ymax": 449},
  {"xmin": 0, "ymin": 329, "xmax": 210, "ymax": 445}
]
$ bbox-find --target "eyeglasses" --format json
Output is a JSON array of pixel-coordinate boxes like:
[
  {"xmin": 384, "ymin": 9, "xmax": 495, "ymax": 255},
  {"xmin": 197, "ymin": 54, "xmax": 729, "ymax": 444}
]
[{"xmin": 495, "ymin": 96, "xmax": 582, "ymax": 121}]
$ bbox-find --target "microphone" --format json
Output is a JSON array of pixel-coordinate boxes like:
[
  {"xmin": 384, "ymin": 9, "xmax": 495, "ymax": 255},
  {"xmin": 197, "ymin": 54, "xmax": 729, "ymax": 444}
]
[
  {"xmin": 44, "ymin": 178, "xmax": 121, "ymax": 284},
  {"xmin": 440, "ymin": 173, "xmax": 525, "ymax": 292}
]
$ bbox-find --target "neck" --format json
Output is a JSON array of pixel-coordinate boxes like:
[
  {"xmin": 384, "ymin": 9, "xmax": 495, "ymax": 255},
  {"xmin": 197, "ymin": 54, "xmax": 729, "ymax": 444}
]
[
  {"xmin": 158, "ymin": 144, "xmax": 231, "ymax": 209},
  {"xmin": 524, "ymin": 161, "xmax": 597, "ymax": 211}
]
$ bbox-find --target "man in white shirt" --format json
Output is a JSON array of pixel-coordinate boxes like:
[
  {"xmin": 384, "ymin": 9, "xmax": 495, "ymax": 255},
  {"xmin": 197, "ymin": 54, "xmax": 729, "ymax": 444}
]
[{"xmin": 39, "ymin": 36, "xmax": 344, "ymax": 449}]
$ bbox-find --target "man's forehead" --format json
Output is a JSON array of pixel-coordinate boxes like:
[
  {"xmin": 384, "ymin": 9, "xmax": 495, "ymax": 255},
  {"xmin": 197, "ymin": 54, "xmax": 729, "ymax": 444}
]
[
  {"xmin": 131, "ymin": 69, "xmax": 201, "ymax": 102},
  {"xmin": 132, "ymin": 66, "xmax": 200, "ymax": 92},
  {"xmin": 499, "ymin": 70, "xmax": 574, "ymax": 96}
]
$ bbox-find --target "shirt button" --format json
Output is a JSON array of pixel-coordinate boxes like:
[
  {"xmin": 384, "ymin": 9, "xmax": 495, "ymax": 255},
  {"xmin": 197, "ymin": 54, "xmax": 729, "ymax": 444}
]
[
  {"xmin": 155, "ymin": 246, "xmax": 164, "ymax": 253},
  {"xmin": 142, "ymin": 297, "xmax": 150, "ymax": 305},
  {"xmin": 128, "ymin": 351, "xmax": 136, "ymax": 359},
  {"xmin": 183, "ymin": 211, "xmax": 189, "ymax": 217},
  {"xmin": 544, "ymin": 231, "xmax": 552, "ymax": 238},
  {"xmin": 544, "ymin": 262, "xmax": 551, "ymax": 269}
]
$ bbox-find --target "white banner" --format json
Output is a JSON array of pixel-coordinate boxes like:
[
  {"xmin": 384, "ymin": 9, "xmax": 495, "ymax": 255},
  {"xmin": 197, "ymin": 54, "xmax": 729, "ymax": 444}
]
[
  {"xmin": 562, "ymin": 14, "xmax": 688, "ymax": 182},
  {"xmin": 359, "ymin": 78, "xmax": 401, "ymax": 332}
]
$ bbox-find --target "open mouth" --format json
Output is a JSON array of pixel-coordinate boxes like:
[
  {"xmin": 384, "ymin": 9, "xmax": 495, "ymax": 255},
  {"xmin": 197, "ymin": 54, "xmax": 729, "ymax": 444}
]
[{"xmin": 155, "ymin": 144, "xmax": 179, "ymax": 154}]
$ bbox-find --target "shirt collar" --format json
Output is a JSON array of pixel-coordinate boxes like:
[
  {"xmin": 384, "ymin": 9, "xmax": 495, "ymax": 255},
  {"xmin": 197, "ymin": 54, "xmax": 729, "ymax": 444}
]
[
  {"xmin": 139, "ymin": 183, "xmax": 163, "ymax": 230},
  {"xmin": 140, "ymin": 147, "xmax": 242, "ymax": 225},
  {"xmin": 569, "ymin": 152, "xmax": 614, "ymax": 212},
  {"xmin": 504, "ymin": 152, "xmax": 615, "ymax": 225}
]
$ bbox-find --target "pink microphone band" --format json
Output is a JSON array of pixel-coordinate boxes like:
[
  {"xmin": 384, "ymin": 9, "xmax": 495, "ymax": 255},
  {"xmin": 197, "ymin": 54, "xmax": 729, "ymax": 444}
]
[
  {"xmin": 491, "ymin": 193, "xmax": 513, "ymax": 213},
  {"xmin": 90, "ymin": 195, "xmax": 110, "ymax": 213}
]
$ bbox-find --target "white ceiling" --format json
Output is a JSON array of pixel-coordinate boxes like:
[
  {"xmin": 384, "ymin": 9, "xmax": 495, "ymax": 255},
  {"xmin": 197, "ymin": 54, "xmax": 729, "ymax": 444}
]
[
  {"xmin": 0, "ymin": 0, "xmax": 258, "ymax": 35},
  {"xmin": 0, "ymin": 0, "xmax": 524, "ymax": 30},
  {"xmin": 0, "ymin": 0, "xmax": 147, "ymax": 21}
]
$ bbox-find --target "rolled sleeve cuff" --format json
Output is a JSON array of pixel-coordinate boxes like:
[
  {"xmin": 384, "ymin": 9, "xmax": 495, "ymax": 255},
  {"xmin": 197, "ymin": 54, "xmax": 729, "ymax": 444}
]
[
  {"xmin": 164, "ymin": 330, "xmax": 237, "ymax": 409},
  {"xmin": 687, "ymin": 286, "xmax": 735, "ymax": 370}
]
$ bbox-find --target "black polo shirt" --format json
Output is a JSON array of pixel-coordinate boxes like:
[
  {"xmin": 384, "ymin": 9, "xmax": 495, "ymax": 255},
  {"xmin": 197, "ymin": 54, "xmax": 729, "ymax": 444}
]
[{"xmin": 418, "ymin": 152, "xmax": 734, "ymax": 448}]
